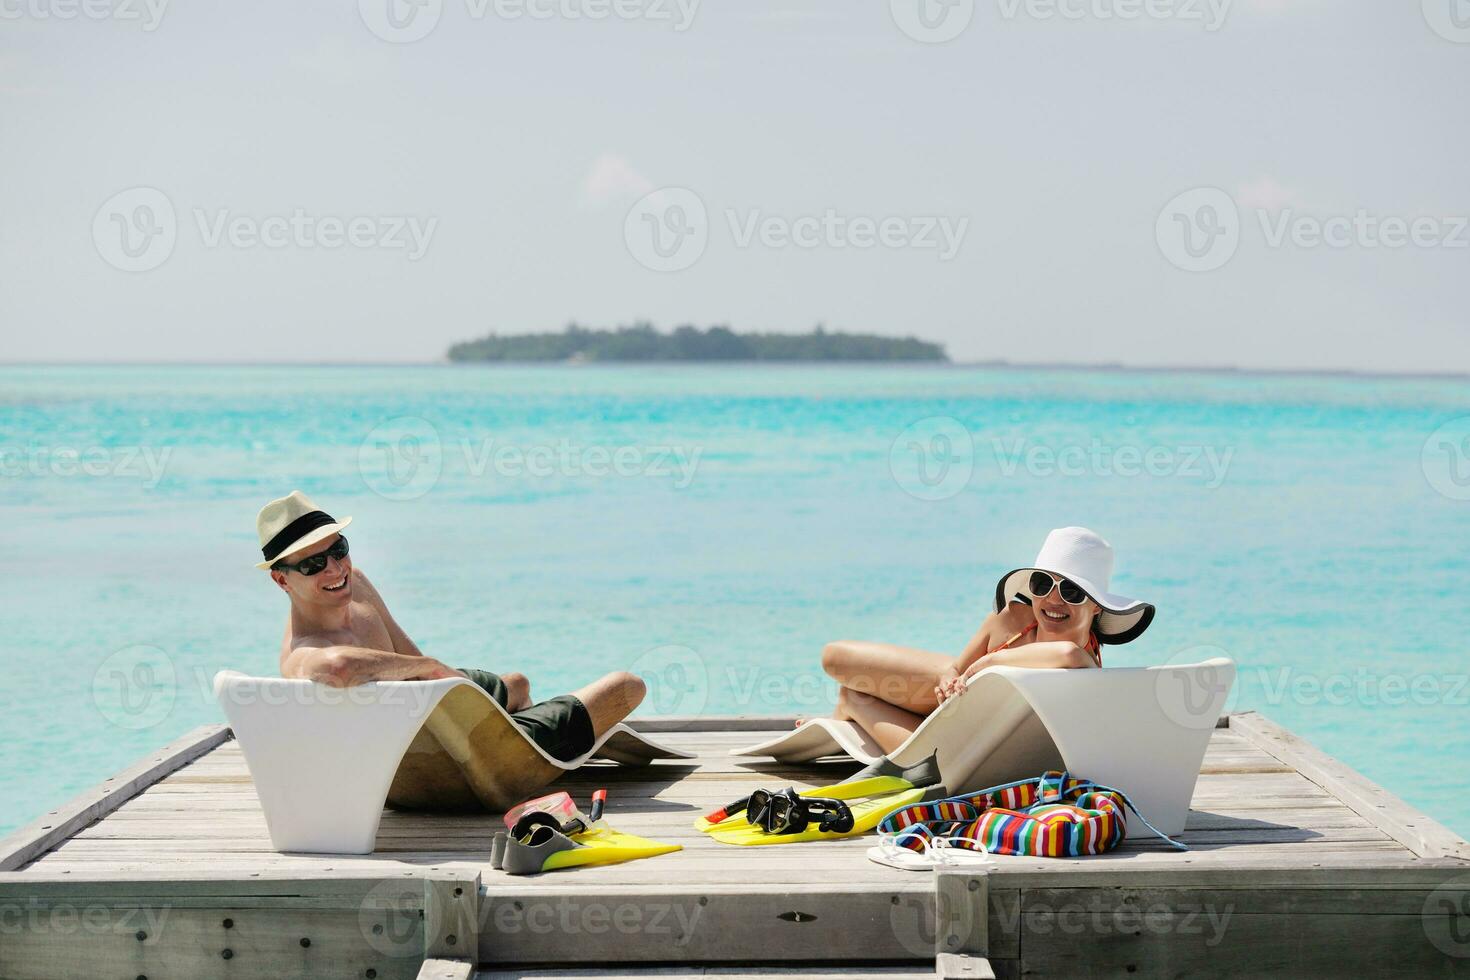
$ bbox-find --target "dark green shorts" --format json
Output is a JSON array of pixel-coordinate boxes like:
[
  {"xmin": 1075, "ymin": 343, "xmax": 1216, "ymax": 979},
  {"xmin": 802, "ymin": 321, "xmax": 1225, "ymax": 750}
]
[{"xmin": 457, "ymin": 668, "xmax": 595, "ymax": 763}]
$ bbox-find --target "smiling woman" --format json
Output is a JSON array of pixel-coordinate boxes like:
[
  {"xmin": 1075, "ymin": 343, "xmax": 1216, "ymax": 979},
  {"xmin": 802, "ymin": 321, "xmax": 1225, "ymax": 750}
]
[{"xmin": 813, "ymin": 527, "xmax": 1157, "ymax": 754}]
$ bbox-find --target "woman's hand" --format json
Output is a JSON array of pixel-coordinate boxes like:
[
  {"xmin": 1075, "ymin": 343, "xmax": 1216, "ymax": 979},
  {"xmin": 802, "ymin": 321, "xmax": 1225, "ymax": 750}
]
[{"xmin": 934, "ymin": 668, "xmax": 962, "ymax": 704}]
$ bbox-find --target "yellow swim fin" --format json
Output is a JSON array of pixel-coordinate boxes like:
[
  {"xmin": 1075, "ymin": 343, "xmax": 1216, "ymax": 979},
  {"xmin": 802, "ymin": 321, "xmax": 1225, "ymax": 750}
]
[
  {"xmin": 494, "ymin": 824, "xmax": 681, "ymax": 875},
  {"xmin": 694, "ymin": 756, "xmax": 944, "ymax": 846}
]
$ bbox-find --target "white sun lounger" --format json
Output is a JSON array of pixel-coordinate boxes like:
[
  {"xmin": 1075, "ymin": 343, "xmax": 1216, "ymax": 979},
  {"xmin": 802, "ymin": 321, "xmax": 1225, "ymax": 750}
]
[
  {"xmin": 214, "ymin": 671, "xmax": 694, "ymax": 854},
  {"xmin": 732, "ymin": 658, "xmax": 1235, "ymax": 837}
]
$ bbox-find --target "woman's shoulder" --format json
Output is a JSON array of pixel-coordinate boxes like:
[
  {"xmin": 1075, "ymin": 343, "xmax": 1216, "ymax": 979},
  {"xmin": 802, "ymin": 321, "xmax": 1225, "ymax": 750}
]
[{"xmin": 983, "ymin": 601, "xmax": 1036, "ymax": 642}]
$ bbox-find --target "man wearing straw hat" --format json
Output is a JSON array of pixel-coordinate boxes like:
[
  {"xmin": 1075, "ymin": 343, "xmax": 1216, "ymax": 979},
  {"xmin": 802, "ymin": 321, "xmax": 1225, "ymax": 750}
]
[{"xmin": 256, "ymin": 490, "xmax": 646, "ymax": 762}]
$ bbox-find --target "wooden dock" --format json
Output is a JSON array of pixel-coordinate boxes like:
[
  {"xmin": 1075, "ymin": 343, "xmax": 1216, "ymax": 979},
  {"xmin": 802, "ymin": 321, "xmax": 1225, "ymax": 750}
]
[{"xmin": 2, "ymin": 712, "xmax": 1469, "ymax": 978}]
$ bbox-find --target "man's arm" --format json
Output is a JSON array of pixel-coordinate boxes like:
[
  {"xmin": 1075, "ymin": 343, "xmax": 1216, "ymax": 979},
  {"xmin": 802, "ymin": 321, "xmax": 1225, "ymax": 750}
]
[{"xmin": 283, "ymin": 642, "xmax": 462, "ymax": 687}]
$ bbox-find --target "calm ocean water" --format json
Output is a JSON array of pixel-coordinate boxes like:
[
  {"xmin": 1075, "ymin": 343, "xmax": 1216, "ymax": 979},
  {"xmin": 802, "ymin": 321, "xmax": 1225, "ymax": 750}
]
[{"xmin": 2, "ymin": 364, "xmax": 1469, "ymax": 840}]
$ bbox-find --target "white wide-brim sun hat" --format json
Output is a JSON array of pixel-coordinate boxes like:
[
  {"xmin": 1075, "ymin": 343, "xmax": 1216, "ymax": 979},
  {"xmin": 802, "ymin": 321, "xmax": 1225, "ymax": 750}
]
[
  {"xmin": 255, "ymin": 490, "xmax": 352, "ymax": 570},
  {"xmin": 992, "ymin": 526, "xmax": 1155, "ymax": 644}
]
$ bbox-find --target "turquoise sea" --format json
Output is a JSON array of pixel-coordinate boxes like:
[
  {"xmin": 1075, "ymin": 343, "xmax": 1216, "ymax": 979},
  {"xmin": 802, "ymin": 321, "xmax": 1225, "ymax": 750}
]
[{"xmin": 3, "ymin": 364, "xmax": 1469, "ymax": 840}]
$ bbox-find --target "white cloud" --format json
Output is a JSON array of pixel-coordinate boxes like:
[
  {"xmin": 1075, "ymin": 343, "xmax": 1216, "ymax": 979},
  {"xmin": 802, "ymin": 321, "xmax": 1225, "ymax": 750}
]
[
  {"xmin": 580, "ymin": 152, "xmax": 654, "ymax": 207},
  {"xmin": 1236, "ymin": 175, "xmax": 1301, "ymax": 211}
]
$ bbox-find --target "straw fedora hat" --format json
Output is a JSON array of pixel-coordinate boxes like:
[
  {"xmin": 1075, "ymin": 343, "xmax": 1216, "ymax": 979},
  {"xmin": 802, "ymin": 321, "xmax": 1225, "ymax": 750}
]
[
  {"xmin": 993, "ymin": 527, "xmax": 1155, "ymax": 644},
  {"xmin": 255, "ymin": 490, "xmax": 352, "ymax": 570}
]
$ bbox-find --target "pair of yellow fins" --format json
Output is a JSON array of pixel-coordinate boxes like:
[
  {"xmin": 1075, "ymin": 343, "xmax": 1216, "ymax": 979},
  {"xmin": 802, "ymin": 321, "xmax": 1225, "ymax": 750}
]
[{"xmin": 695, "ymin": 755, "xmax": 944, "ymax": 846}]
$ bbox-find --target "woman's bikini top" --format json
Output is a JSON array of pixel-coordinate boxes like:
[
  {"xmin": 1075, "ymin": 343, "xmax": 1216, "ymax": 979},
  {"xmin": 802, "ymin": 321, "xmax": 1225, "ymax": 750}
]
[{"xmin": 995, "ymin": 621, "xmax": 1102, "ymax": 667}]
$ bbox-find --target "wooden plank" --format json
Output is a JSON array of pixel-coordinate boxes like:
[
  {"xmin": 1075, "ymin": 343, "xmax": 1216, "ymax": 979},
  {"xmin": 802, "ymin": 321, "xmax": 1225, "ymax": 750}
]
[
  {"xmin": 937, "ymin": 952, "xmax": 997, "ymax": 978},
  {"xmin": 425, "ymin": 874, "xmax": 481, "ymax": 961},
  {"xmin": 625, "ymin": 717, "xmax": 802, "ymax": 733},
  {"xmin": 1014, "ymin": 887, "xmax": 1469, "ymax": 977},
  {"xmin": 477, "ymin": 883, "xmax": 937, "ymax": 963},
  {"xmin": 475, "ymin": 970, "xmax": 939, "ymax": 979},
  {"xmin": 0, "ymin": 724, "xmax": 232, "ymax": 872},
  {"xmin": 421, "ymin": 958, "xmax": 475, "ymax": 980},
  {"xmin": 1232, "ymin": 711, "xmax": 1470, "ymax": 861}
]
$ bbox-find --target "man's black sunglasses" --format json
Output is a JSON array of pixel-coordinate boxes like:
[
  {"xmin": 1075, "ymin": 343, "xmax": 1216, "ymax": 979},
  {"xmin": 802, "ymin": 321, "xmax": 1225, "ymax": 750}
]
[{"xmin": 272, "ymin": 535, "xmax": 349, "ymax": 576}]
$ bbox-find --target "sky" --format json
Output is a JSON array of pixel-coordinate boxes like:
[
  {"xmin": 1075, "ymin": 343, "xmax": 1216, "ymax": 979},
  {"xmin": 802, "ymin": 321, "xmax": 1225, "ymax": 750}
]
[{"xmin": 1, "ymin": 0, "xmax": 1466, "ymax": 371}]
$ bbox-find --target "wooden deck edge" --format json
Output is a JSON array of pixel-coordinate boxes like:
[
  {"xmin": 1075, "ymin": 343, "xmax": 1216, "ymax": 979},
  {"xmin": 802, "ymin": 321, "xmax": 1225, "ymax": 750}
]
[
  {"xmin": 1230, "ymin": 711, "xmax": 1470, "ymax": 862},
  {"xmin": 421, "ymin": 960, "xmax": 475, "ymax": 980},
  {"xmin": 626, "ymin": 716, "xmax": 800, "ymax": 733},
  {"xmin": 0, "ymin": 724, "xmax": 232, "ymax": 872}
]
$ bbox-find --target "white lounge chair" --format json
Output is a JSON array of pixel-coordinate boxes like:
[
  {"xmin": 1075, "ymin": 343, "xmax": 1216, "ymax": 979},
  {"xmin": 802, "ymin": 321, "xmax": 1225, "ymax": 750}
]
[
  {"xmin": 213, "ymin": 671, "xmax": 694, "ymax": 854},
  {"xmin": 732, "ymin": 658, "xmax": 1235, "ymax": 837}
]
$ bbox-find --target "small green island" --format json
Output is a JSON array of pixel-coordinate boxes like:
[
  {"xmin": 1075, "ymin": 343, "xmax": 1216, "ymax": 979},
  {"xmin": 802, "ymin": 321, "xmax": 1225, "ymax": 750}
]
[{"xmin": 447, "ymin": 323, "xmax": 948, "ymax": 363}]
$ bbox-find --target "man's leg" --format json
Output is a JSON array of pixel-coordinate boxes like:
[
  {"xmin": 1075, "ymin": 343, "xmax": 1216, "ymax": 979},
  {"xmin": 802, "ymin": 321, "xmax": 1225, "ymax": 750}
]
[
  {"xmin": 501, "ymin": 672, "xmax": 530, "ymax": 712},
  {"xmin": 568, "ymin": 671, "xmax": 647, "ymax": 738}
]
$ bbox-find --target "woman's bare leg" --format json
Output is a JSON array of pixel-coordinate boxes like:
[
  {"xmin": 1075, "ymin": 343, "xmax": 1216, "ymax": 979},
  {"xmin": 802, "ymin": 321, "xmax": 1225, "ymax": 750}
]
[
  {"xmin": 822, "ymin": 640, "xmax": 954, "ymax": 716},
  {"xmin": 837, "ymin": 688, "xmax": 926, "ymax": 755},
  {"xmin": 569, "ymin": 671, "xmax": 647, "ymax": 737}
]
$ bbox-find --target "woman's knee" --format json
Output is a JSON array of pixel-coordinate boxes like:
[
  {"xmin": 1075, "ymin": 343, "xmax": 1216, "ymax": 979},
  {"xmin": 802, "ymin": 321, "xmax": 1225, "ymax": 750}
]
[{"xmin": 822, "ymin": 641, "xmax": 855, "ymax": 678}]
